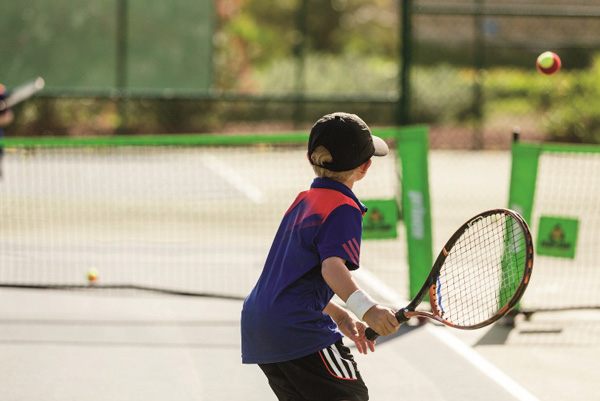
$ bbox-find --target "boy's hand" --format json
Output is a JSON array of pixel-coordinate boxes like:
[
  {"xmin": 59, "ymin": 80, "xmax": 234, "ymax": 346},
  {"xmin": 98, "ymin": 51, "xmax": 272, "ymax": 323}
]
[
  {"xmin": 363, "ymin": 305, "xmax": 400, "ymax": 337},
  {"xmin": 0, "ymin": 109, "xmax": 14, "ymax": 126},
  {"xmin": 336, "ymin": 313, "xmax": 376, "ymax": 355}
]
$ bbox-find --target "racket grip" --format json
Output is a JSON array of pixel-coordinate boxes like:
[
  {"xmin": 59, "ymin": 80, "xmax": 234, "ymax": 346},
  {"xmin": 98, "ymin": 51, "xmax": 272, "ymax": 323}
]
[
  {"xmin": 365, "ymin": 327, "xmax": 380, "ymax": 341},
  {"xmin": 364, "ymin": 309, "xmax": 411, "ymax": 341}
]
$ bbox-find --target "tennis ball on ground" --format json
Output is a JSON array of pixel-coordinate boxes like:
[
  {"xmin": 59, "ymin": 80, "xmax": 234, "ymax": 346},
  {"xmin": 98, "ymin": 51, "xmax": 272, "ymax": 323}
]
[
  {"xmin": 87, "ymin": 268, "xmax": 99, "ymax": 284},
  {"xmin": 536, "ymin": 51, "xmax": 561, "ymax": 75}
]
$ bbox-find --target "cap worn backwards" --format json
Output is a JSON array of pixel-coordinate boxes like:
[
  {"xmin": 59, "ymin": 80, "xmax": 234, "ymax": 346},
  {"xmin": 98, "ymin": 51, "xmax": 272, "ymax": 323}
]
[{"xmin": 308, "ymin": 112, "xmax": 389, "ymax": 172}]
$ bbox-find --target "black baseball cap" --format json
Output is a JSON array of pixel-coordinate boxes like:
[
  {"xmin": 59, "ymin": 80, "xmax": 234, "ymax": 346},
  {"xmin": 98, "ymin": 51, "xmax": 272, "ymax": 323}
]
[{"xmin": 308, "ymin": 112, "xmax": 389, "ymax": 172}]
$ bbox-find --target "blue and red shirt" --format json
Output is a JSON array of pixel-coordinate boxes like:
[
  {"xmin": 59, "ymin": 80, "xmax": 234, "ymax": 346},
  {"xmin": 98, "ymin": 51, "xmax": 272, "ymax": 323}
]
[{"xmin": 241, "ymin": 177, "xmax": 367, "ymax": 364}]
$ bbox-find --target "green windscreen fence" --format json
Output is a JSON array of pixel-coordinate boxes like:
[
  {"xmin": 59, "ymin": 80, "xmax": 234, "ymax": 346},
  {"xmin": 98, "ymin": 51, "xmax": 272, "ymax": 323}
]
[
  {"xmin": 0, "ymin": 127, "xmax": 432, "ymax": 301},
  {"xmin": 0, "ymin": 0, "xmax": 213, "ymax": 92},
  {"xmin": 509, "ymin": 140, "xmax": 600, "ymax": 312}
]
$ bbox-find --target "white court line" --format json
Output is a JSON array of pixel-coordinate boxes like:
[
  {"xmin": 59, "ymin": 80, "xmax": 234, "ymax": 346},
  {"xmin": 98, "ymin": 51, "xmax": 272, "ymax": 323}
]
[
  {"xmin": 200, "ymin": 154, "xmax": 264, "ymax": 204},
  {"xmin": 354, "ymin": 266, "xmax": 540, "ymax": 401},
  {"xmin": 426, "ymin": 325, "xmax": 539, "ymax": 401},
  {"xmin": 351, "ymin": 267, "xmax": 407, "ymax": 308}
]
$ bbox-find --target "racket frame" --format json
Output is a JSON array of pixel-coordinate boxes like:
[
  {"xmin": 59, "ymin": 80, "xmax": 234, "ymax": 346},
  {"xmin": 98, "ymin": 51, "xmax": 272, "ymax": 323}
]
[
  {"xmin": 366, "ymin": 209, "xmax": 533, "ymax": 340},
  {"xmin": 0, "ymin": 77, "xmax": 45, "ymax": 112}
]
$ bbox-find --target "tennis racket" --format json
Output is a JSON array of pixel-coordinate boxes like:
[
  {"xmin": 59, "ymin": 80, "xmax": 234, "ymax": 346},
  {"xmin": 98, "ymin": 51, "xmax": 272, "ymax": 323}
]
[
  {"xmin": 366, "ymin": 208, "xmax": 534, "ymax": 340},
  {"xmin": 0, "ymin": 77, "xmax": 45, "ymax": 112}
]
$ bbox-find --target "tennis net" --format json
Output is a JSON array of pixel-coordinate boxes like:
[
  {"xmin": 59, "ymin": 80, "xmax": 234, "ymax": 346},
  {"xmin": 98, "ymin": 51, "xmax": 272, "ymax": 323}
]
[
  {"xmin": 509, "ymin": 138, "xmax": 600, "ymax": 312},
  {"xmin": 0, "ymin": 128, "xmax": 432, "ymax": 301}
]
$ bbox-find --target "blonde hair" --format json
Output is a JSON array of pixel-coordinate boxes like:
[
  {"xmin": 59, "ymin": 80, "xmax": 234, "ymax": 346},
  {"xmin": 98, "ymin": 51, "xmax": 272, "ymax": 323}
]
[{"xmin": 310, "ymin": 146, "xmax": 357, "ymax": 182}]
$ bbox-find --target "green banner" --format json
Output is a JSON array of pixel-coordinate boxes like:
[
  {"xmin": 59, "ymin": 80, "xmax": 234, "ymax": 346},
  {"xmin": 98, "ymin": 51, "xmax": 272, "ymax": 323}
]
[
  {"xmin": 362, "ymin": 199, "xmax": 398, "ymax": 240},
  {"xmin": 536, "ymin": 216, "xmax": 579, "ymax": 259},
  {"xmin": 508, "ymin": 142, "xmax": 541, "ymax": 224},
  {"xmin": 505, "ymin": 141, "xmax": 541, "ymax": 309},
  {"xmin": 396, "ymin": 125, "xmax": 433, "ymax": 298}
]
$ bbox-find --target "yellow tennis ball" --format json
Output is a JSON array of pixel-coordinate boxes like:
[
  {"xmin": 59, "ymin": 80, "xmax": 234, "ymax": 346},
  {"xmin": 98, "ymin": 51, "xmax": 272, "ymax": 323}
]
[
  {"xmin": 537, "ymin": 52, "xmax": 554, "ymax": 68},
  {"xmin": 87, "ymin": 268, "xmax": 99, "ymax": 282},
  {"xmin": 536, "ymin": 51, "xmax": 561, "ymax": 75}
]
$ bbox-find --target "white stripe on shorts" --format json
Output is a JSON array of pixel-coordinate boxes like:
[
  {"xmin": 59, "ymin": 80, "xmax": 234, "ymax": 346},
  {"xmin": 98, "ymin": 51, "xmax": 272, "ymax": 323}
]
[{"xmin": 321, "ymin": 344, "xmax": 357, "ymax": 380}]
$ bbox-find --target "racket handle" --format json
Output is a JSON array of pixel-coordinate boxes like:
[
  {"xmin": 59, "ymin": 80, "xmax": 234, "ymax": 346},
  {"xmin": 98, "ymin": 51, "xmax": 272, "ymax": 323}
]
[
  {"xmin": 365, "ymin": 327, "xmax": 380, "ymax": 341},
  {"xmin": 364, "ymin": 309, "xmax": 411, "ymax": 341}
]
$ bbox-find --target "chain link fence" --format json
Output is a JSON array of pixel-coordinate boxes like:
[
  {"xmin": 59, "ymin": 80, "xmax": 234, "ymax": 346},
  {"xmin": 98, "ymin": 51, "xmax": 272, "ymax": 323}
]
[
  {"xmin": 412, "ymin": 1, "xmax": 600, "ymax": 149},
  {"xmin": 2, "ymin": 1, "xmax": 600, "ymax": 148}
]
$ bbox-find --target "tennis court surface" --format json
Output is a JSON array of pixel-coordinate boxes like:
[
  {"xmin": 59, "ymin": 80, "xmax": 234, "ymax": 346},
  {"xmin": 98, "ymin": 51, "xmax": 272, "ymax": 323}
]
[
  {"xmin": 1, "ymin": 138, "xmax": 598, "ymax": 400},
  {"xmin": 1, "ymin": 286, "xmax": 596, "ymax": 401}
]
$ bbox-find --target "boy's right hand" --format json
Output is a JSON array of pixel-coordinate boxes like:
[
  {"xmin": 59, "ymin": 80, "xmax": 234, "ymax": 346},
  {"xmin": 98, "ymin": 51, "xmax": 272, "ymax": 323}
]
[{"xmin": 363, "ymin": 305, "xmax": 400, "ymax": 337}]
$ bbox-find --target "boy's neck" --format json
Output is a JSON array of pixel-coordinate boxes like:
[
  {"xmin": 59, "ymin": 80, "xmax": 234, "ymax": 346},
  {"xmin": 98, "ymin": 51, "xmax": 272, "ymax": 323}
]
[{"xmin": 334, "ymin": 178, "xmax": 355, "ymax": 190}]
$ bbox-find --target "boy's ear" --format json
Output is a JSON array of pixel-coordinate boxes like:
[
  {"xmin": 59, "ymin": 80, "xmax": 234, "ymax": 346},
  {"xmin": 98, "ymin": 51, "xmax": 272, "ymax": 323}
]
[{"xmin": 359, "ymin": 159, "xmax": 372, "ymax": 173}]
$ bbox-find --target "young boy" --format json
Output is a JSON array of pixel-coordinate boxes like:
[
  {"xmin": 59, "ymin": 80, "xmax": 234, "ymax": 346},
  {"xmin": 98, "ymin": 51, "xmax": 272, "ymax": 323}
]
[{"xmin": 241, "ymin": 112, "xmax": 400, "ymax": 401}]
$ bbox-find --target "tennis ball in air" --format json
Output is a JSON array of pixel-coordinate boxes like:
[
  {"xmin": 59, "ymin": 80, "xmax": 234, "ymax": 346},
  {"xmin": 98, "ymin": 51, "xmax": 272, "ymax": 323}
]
[
  {"xmin": 87, "ymin": 268, "xmax": 99, "ymax": 284},
  {"xmin": 536, "ymin": 51, "xmax": 561, "ymax": 75}
]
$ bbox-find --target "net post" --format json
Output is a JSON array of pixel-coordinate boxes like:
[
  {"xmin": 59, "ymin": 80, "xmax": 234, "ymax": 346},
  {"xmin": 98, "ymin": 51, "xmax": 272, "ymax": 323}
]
[{"xmin": 512, "ymin": 126, "xmax": 521, "ymax": 143}]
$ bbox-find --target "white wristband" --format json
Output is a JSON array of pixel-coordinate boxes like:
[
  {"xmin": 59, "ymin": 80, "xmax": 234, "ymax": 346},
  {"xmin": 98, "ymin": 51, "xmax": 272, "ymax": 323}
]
[{"xmin": 345, "ymin": 289, "xmax": 377, "ymax": 320}]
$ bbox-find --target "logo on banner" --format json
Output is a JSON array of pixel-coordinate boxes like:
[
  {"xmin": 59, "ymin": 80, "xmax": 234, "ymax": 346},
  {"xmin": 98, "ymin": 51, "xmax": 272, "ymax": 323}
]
[
  {"xmin": 537, "ymin": 216, "xmax": 579, "ymax": 259},
  {"xmin": 362, "ymin": 199, "xmax": 398, "ymax": 240}
]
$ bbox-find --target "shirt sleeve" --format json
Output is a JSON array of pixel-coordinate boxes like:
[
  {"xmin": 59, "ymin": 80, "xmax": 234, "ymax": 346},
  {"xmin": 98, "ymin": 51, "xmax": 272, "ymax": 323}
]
[{"xmin": 316, "ymin": 204, "xmax": 363, "ymax": 270}]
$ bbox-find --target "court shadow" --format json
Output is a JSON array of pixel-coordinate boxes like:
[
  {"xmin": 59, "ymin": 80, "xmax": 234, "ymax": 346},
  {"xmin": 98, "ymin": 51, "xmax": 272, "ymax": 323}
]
[
  {"xmin": 370, "ymin": 323, "xmax": 423, "ymax": 346},
  {"xmin": 474, "ymin": 323, "xmax": 513, "ymax": 346}
]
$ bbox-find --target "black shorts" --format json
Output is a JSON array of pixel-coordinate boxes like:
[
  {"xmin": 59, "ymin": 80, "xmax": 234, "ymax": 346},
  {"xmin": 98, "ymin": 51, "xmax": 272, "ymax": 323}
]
[{"xmin": 258, "ymin": 339, "xmax": 369, "ymax": 401}]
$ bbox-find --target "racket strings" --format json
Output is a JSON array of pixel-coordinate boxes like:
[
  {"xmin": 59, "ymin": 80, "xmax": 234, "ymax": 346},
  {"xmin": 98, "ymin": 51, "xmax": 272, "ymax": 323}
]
[{"xmin": 434, "ymin": 213, "xmax": 527, "ymax": 327}]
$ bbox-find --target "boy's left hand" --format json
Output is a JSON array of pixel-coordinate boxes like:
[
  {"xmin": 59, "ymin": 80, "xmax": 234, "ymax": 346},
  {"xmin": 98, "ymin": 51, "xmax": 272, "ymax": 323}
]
[{"xmin": 336, "ymin": 314, "xmax": 376, "ymax": 355}]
